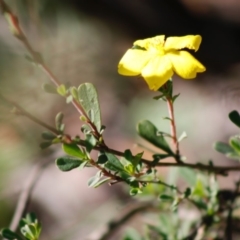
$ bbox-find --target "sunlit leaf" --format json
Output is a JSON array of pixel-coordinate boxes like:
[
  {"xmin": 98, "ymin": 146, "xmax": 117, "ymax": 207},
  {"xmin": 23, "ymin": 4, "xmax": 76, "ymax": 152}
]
[
  {"xmin": 62, "ymin": 143, "xmax": 86, "ymax": 159},
  {"xmin": 137, "ymin": 120, "xmax": 173, "ymax": 155}
]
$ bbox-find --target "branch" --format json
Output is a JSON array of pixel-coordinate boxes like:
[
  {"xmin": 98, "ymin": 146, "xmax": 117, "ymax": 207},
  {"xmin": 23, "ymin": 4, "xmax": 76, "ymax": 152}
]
[
  {"xmin": 9, "ymin": 156, "xmax": 52, "ymax": 231},
  {"xmin": 0, "ymin": 0, "xmax": 102, "ymax": 141},
  {"xmin": 86, "ymin": 202, "xmax": 157, "ymax": 240},
  {"xmin": 3, "ymin": 92, "xmax": 240, "ymax": 176},
  {"xmin": 0, "ymin": 94, "xmax": 59, "ymax": 135}
]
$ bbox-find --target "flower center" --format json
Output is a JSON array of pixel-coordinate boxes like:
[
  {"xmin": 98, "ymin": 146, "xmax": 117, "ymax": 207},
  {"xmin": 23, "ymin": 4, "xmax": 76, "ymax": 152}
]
[{"xmin": 149, "ymin": 36, "xmax": 165, "ymax": 55}]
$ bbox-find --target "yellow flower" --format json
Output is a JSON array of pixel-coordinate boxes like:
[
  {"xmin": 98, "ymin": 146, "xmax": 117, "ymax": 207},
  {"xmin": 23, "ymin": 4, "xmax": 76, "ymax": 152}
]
[{"xmin": 118, "ymin": 35, "xmax": 206, "ymax": 91}]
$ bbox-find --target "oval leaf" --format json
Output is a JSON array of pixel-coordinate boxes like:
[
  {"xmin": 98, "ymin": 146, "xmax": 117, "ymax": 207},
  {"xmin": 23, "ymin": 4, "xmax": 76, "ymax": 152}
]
[
  {"xmin": 1, "ymin": 229, "xmax": 21, "ymax": 240},
  {"xmin": 78, "ymin": 83, "xmax": 101, "ymax": 132},
  {"xmin": 214, "ymin": 141, "xmax": 235, "ymax": 154},
  {"xmin": 137, "ymin": 120, "xmax": 173, "ymax": 154},
  {"xmin": 229, "ymin": 110, "xmax": 240, "ymax": 128},
  {"xmin": 62, "ymin": 143, "xmax": 86, "ymax": 159},
  {"xmin": 88, "ymin": 175, "xmax": 101, "ymax": 187},
  {"xmin": 56, "ymin": 156, "xmax": 83, "ymax": 171},
  {"xmin": 105, "ymin": 153, "xmax": 125, "ymax": 172},
  {"xmin": 229, "ymin": 137, "xmax": 240, "ymax": 154}
]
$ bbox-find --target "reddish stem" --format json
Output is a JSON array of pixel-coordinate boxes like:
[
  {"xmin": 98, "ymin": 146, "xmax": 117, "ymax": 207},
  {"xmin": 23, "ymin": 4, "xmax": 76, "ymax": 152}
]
[{"xmin": 166, "ymin": 97, "xmax": 181, "ymax": 163}]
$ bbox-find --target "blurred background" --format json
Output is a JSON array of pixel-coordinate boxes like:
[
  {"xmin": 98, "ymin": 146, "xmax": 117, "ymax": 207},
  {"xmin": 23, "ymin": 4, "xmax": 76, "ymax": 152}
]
[{"xmin": 1, "ymin": 0, "xmax": 240, "ymax": 239}]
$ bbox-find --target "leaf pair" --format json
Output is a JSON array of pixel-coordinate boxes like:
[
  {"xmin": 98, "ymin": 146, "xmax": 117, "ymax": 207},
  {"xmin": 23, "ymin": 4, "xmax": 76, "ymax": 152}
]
[{"xmin": 56, "ymin": 143, "xmax": 88, "ymax": 171}]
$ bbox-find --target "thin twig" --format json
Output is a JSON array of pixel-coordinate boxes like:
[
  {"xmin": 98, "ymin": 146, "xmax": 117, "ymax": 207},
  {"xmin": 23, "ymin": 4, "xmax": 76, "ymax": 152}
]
[
  {"xmin": 0, "ymin": 93, "xmax": 59, "ymax": 135},
  {"xmin": 9, "ymin": 157, "xmax": 52, "ymax": 231},
  {"xmin": 86, "ymin": 202, "xmax": 157, "ymax": 240}
]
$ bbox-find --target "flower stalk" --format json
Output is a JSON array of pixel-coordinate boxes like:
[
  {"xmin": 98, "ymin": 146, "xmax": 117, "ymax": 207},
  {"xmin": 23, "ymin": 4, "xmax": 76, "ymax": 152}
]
[{"xmin": 166, "ymin": 96, "xmax": 181, "ymax": 163}]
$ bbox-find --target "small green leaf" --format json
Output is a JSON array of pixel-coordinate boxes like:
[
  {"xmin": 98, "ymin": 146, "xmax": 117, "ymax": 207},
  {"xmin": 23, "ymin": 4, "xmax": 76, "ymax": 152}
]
[
  {"xmin": 62, "ymin": 143, "xmax": 86, "ymax": 159},
  {"xmin": 78, "ymin": 83, "xmax": 102, "ymax": 132},
  {"xmin": 40, "ymin": 141, "xmax": 52, "ymax": 149},
  {"xmin": 163, "ymin": 117, "xmax": 172, "ymax": 121},
  {"xmin": 80, "ymin": 115, "xmax": 88, "ymax": 122},
  {"xmin": 88, "ymin": 175, "xmax": 101, "ymax": 187},
  {"xmin": 178, "ymin": 131, "xmax": 187, "ymax": 142},
  {"xmin": 226, "ymin": 152, "xmax": 240, "ymax": 159},
  {"xmin": 153, "ymin": 94, "xmax": 165, "ymax": 100},
  {"xmin": 137, "ymin": 120, "xmax": 173, "ymax": 155},
  {"xmin": 172, "ymin": 93, "xmax": 180, "ymax": 102},
  {"xmin": 25, "ymin": 213, "xmax": 38, "ymax": 224},
  {"xmin": 52, "ymin": 138, "xmax": 61, "ymax": 144},
  {"xmin": 1, "ymin": 229, "xmax": 21, "ymax": 240},
  {"xmin": 41, "ymin": 131, "xmax": 56, "ymax": 140},
  {"xmin": 229, "ymin": 136, "xmax": 240, "ymax": 154},
  {"xmin": 183, "ymin": 187, "xmax": 191, "ymax": 198},
  {"xmin": 57, "ymin": 84, "xmax": 67, "ymax": 97},
  {"xmin": 97, "ymin": 153, "xmax": 108, "ymax": 164},
  {"xmin": 193, "ymin": 199, "xmax": 208, "ymax": 210},
  {"xmin": 124, "ymin": 149, "xmax": 133, "ymax": 161},
  {"xmin": 129, "ymin": 188, "xmax": 142, "ymax": 196},
  {"xmin": 123, "ymin": 228, "xmax": 142, "ymax": 240},
  {"xmin": 21, "ymin": 224, "xmax": 39, "ymax": 239},
  {"xmin": 105, "ymin": 153, "xmax": 125, "ymax": 172},
  {"xmin": 92, "ymin": 177, "xmax": 111, "ymax": 188},
  {"xmin": 132, "ymin": 152, "xmax": 143, "ymax": 168},
  {"xmin": 42, "ymin": 83, "xmax": 57, "ymax": 94},
  {"xmin": 85, "ymin": 134, "xmax": 97, "ymax": 153},
  {"xmin": 124, "ymin": 164, "xmax": 134, "ymax": 174},
  {"xmin": 152, "ymin": 154, "xmax": 169, "ymax": 165},
  {"xmin": 79, "ymin": 161, "xmax": 89, "ymax": 169},
  {"xmin": 56, "ymin": 156, "xmax": 83, "ymax": 171},
  {"xmin": 55, "ymin": 112, "xmax": 64, "ymax": 132},
  {"xmin": 229, "ymin": 110, "xmax": 240, "ymax": 128},
  {"xmin": 132, "ymin": 45, "xmax": 146, "ymax": 51},
  {"xmin": 192, "ymin": 179, "xmax": 206, "ymax": 197},
  {"xmin": 159, "ymin": 194, "xmax": 173, "ymax": 201},
  {"xmin": 66, "ymin": 95, "xmax": 73, "ymax": 104},
  {"xmin": 70, "ymin": 87, "xmax": 78, "ymax": 99},
  {"xmin": 213, "ymin": 141, "xmax": 234, "ymax": 154}
]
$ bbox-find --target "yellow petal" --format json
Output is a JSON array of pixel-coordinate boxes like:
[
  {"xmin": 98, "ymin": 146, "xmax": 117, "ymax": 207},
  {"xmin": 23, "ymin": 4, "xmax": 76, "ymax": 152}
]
[
  {"xmin": 167, "ymin": 50, "xmax": 206, "ymax": 79},
  {"xmin": 134, "ymin": 35, "xmax": 165, "ymax": 50},
  {"xmin": 164, "ymin": 35, "xmax": 202, "ymax": 52},
  {"xmin": 141, "ymin": 56, "xmax": 173, "ymax": 91},
  {"xmin": 118, "ymin": 49, "xmax": 152, "ymax": 76}
]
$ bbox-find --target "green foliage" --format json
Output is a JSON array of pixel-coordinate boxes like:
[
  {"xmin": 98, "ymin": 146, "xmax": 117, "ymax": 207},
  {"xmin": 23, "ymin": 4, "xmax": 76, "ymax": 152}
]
[
  {"xmin": 214, "ymin": 137, "xmax": 240, "ymax": 160},
  {"xmin": 42, "ymin": 83, "xmax": 57, "ymax": 94},
  {"xmin": 56, "ymin": 84, "xmax": 67, "ymax": 97},
  {"xmin": 1, "ymin": 229, "xmax": 21, "ymax": 240},
  {"xmin": 41, "ymin": 131, "xmax": 56, "ymax": 140},
  {"xmin": 55, "ymin": 112, "xmax": 65, "ymax": 133},
  {"xmin": 1, "ymin": 213, "xmax": 41, "ymax": 240}
]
